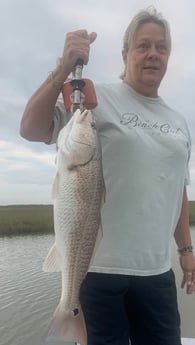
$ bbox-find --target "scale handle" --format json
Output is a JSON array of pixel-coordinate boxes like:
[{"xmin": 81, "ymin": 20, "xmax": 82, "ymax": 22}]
[{"xmin": 73, "ymin": 59, "xmax": 84, "ymax": 80}]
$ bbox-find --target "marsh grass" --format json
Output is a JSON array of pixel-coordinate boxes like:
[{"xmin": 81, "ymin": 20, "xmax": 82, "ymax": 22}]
[
  {"xmin": 189, "ymin": 201, "xmax": 195, "ymax": 225},
  {"xmin": 0, "ymin": 205, "xmax": 54, "ymax": 237},
  {"xmin": 0, "ymin": 202, "xmax": 195, "ymax": 237}
]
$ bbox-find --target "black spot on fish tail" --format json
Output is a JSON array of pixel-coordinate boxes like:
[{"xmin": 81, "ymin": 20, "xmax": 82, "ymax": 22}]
[{"xmin": 73, "ymin": 308, "xmax": 79, "ymax": 317}]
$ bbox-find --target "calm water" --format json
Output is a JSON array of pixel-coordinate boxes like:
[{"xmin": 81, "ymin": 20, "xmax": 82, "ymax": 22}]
[{"xmin": 0, "ymin": 231, "xmax": 195, "ymax": 345}]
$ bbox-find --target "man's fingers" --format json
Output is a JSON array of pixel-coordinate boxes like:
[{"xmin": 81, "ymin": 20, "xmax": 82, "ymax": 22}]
[
  {"xmin": 181, "ymin": 271, "xmax": 195, "ymax": 294},
  {"xmin": 89, "ymin": 32, "xmax": 97, "ymax": 44},
  {"xmin": 73, "ymin": 30, "xmax": 97, "ymax": 44},
  {"xmin": 181, "ymin": 275, "xmax": 185, "ymax": 288}
]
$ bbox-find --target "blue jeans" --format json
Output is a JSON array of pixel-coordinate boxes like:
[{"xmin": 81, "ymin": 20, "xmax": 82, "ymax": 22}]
[{"xmin": 79, "ymin": 270, "xmax": 182, "ymax": 345}]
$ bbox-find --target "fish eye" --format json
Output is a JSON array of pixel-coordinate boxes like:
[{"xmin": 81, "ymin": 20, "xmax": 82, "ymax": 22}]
[{"xmin": 91, "ymin": 122, "xmax": 96, "ymax": 129}]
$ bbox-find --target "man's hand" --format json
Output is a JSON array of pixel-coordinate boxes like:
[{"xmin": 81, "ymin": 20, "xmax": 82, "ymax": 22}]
[
  {"xmin": 180, "ymin": 253, "xmax": 195, "ymax": 294},
  {"xmin": 61, "ymin": 29, "xmax": 97, "ymax": 72}
]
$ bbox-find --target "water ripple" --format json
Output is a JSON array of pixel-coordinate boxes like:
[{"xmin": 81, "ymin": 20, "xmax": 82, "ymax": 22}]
[{"xmin": 1, "ymin": 232, "xmax": 195, "ymax": 345}]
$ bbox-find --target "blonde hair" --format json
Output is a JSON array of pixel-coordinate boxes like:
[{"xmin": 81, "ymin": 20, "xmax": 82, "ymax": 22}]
[{"xmin": 121, "ymin": 6, "xmax": 171, "ymax": 79}]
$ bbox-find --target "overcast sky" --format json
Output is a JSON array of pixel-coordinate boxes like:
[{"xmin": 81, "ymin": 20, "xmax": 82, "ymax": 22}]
[{"xmin": 1, "ymin": 0, "xmax": 195, "ymax": 205}]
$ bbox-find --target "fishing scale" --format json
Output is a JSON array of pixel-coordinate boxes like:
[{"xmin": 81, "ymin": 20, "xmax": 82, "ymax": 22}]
[{"xmin": 62, "ymin": 59, "xmax": 97, "ymax": 114}]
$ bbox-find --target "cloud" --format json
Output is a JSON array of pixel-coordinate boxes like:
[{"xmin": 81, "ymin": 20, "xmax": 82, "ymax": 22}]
[
  {"xmin": 0, "ymin": 140, "xmax": 55, "ymax": 192},
  {"xmin": 1, "ymin": 0, "xmax": 195, "ymax": 204}
]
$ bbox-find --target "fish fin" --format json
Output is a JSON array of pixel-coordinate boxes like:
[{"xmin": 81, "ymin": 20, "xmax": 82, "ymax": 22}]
[
  {"xmin": 42, "ymin": 244, "xmax": 62, "ymax": 272},
  {"xmin": 95, "ymin": 223, "xmax": 103, "ymax": 248},
  {"xmin": 43, "ymin": 303, "xmax": 87, "ymax": 345},
  {"xmin": 102, "ymin": 182, "xmax": 106, "ymax": 205},
  {"xmin": 89, "ymin": 223, "xmax": 103, "ymax": 268},
  {"xmin": 52, "ymin": 172, "xmax": 60, "ymax": 199}
]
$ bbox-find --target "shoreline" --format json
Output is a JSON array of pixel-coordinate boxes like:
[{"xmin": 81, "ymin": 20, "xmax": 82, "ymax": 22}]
[{"xmin": 0, "ymin": 203, "xmax": 195, "ymax": 237}]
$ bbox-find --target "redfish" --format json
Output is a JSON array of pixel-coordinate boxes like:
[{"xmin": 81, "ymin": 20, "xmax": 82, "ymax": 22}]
[{"xmin": 42, "ymin": 109, "xmax": 105, "ymax": 345}]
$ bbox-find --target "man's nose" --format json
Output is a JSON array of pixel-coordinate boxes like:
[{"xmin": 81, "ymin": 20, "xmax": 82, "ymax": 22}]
[{"xmin": 147, "ymin": 45, "xmax": 159, "ymax": 59}]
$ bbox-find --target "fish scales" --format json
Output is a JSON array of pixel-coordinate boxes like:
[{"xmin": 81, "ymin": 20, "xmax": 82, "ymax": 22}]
[
  {"xmin": 55, "ymin": 161, "xmax": 102, "ymax": 308},
  {"xmin": 42, "ymin": 109, "xmax": 105, "ymax": 345}
]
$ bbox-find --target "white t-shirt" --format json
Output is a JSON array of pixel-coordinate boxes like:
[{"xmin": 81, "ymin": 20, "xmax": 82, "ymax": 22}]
[{"xmin": 50, "ymin": 82, "xmax": 191, "ymax": 276}]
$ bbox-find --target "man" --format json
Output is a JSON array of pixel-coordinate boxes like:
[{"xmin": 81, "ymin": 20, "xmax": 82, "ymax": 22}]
[{"xmin": 20, "ymin": 7, "xmax": 195, "ymax": 345}]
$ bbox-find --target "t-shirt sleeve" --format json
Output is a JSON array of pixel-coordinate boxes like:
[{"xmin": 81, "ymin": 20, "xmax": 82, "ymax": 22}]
[{"xmin": 46, "ymin": 94, "xmax": 71, "ymax": 145}]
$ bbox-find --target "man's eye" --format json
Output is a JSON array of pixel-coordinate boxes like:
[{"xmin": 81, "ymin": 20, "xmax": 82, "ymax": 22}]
[
  {"xmin": 158, "ymin": 45, "xmax": 167, "ymax": 53},
  {"xmin": 138, "ymin": 43, "xmax": 148, "ymax": 49}
]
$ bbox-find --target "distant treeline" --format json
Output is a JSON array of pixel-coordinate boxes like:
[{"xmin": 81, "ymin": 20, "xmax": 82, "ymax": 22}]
[{"xmin": 0, "ymin": 202, "xmax": 195, "ymax": 237}]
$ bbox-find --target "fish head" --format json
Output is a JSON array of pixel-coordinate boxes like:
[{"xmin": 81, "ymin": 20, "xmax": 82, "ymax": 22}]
[
  {"xmin": 71, "ymin": 109, "xmax": 97, "ymax": 147},
  {"xmin": 57, "ymin": 109, "xmax": 99, "ymax": 169}
]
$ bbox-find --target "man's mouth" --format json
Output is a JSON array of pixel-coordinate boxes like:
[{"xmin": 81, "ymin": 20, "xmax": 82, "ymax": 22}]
[{"xmin": 143, "ymin": 66, "xmax": 160, "ymax": 70}]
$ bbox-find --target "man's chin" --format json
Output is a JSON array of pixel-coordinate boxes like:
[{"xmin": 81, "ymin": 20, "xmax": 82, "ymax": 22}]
[{"xmin": 143, "ymin": 78, "xmax": 161, "ymax": 88}]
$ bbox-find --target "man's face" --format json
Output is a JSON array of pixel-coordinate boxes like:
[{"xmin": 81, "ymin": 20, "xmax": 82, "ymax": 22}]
[{"xmin": 122, "ymin": 22, "xmax": 170, "ymax": 97}]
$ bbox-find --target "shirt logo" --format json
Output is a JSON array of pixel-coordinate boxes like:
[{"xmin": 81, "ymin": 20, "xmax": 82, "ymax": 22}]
[{"xmin": 120, "ymin": 112, "xmax": 182, "ymax": 136}]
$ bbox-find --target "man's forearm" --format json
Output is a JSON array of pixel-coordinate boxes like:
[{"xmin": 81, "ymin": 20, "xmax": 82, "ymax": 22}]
[
  {"xmin": 174, "ymin": 187, "xmax": 193, "ymax": 248},
  {"xmin": 20, "ymin": 63, "xmax": 70, "ymax": 143}
]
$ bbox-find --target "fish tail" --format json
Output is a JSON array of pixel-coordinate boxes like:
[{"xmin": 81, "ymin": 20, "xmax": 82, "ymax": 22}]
[{"xmin": 43, "ymin": 302, "xmax": 87, "ymax": 345}]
